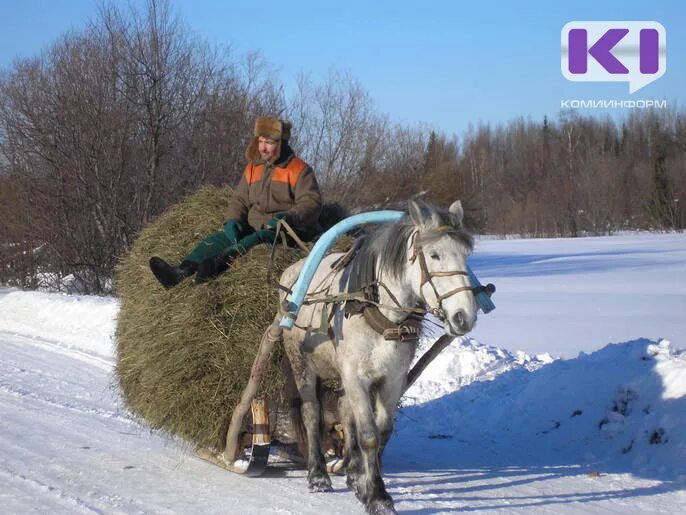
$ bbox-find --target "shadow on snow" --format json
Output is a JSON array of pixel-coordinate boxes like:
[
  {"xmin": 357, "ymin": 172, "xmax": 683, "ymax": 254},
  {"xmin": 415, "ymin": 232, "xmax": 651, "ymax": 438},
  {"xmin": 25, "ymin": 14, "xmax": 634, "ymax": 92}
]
[
  {"xmin": 471, "ymin": 248, "xmax": 682, "ymax": 278},
  {"xmin": 384, "ymin": 338, "xmax": 686, "ymax": 511}
]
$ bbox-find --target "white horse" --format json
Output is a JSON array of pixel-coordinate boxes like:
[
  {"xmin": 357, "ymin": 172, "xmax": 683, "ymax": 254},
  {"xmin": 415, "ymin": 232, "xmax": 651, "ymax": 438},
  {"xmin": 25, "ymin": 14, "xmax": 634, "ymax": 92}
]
[{"xmin": 279, "ymin": 199, "xmax": 478, "ymax": 514}]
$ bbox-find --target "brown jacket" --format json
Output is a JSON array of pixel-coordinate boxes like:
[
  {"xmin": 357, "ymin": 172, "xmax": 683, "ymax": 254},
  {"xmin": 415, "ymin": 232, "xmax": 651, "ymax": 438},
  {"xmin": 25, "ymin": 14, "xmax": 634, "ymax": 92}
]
[{"xmin": 226, "ymin": 149, "xmax": 322, "ymax": 240}]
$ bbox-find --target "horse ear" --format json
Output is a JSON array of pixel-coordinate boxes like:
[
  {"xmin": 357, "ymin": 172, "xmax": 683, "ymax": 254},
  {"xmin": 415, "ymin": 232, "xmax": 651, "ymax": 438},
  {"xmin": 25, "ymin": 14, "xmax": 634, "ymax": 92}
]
[
  {"xmin": 449, "ymin": 200, "xmax": 464, "ymax": 223},
  {"xmin": 408, "ymin": 199, "xmax": 431, "ymax": 226}
]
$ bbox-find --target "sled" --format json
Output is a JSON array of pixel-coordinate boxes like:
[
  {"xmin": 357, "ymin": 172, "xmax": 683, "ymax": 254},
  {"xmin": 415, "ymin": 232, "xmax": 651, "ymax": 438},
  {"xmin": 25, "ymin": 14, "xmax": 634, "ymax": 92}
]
[{"xmin": 201, "ymin": 211, "xmax": 495, "ymax": 477}]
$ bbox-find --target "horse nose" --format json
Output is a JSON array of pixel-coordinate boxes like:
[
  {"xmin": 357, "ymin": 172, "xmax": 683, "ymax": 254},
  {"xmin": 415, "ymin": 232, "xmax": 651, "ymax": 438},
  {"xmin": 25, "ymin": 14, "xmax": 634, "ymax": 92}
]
[{"xmin": 452, "ymin": 310, "xmax": 472, "ymax": 333}]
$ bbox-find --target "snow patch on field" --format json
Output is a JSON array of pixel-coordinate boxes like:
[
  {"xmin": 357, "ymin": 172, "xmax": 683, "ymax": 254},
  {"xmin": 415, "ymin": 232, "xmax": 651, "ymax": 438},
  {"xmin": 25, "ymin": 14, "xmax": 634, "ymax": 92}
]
[
  {"xmin": 405, "ymin": 333, "xmax": 554, "ymax": 405},
  {"xmin": 394, "ymin": 338, "xmax": 686, "ymax": 480}
]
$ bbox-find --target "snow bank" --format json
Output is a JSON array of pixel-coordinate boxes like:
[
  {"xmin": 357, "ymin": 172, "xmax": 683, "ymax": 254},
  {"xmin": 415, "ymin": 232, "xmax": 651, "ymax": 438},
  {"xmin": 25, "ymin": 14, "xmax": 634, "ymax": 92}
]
[
  {"xmin": 396, "ymin": 338, "xmax": 686, "ymax": 478},
  {"xmin": 405, "ymin": 334, "xmax": 554, "ymax": 405},
  {"xmin": 0, "ymin": 288, "xmax": 118, "ymax": 359}
]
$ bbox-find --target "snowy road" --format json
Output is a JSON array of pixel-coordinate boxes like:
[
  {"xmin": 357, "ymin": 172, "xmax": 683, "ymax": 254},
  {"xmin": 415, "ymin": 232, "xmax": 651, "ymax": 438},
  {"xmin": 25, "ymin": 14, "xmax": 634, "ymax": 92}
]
[{"xmin": 3, "ymin": 330, "xmax": 683, "ymax": 514}]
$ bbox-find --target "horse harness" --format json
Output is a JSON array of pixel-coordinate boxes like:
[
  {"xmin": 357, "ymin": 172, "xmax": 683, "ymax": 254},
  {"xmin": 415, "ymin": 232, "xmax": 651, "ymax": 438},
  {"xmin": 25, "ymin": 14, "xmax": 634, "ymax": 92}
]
[{"xmin": 280, "ymin": 226, "xmax": 479, "ymax": 342}]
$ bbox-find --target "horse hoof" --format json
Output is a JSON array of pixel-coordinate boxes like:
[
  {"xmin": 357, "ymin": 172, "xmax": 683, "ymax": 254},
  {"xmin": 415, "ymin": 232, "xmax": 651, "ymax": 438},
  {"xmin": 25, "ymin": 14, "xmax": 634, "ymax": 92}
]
[
  {"xmin": 367, "ymin": 498, "xmax": 396, "ymax": 515},
  {"xmin": 309, "ymin": 483, "xmax": 334, "ymax": 493},
  {"xmin": 308, "ymin": 476, "xmax": 333, "ymax": 493},
  {"xmin": 310, "ymin": 485, "xmax": 334, "ymax": 493}
]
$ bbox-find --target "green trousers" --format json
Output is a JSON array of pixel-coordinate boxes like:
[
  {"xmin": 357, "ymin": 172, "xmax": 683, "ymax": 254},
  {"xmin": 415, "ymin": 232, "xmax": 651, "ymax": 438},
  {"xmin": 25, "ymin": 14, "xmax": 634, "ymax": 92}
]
[{"xmin": 184, "ymin": 225, "xmax": 277, "ymax": 264}]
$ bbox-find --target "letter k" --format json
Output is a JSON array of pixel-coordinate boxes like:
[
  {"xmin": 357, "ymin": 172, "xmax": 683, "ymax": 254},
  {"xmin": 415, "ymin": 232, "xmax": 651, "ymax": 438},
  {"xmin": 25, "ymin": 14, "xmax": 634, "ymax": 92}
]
[{"xmin": 589, "ymin": 29, "xmax": 629, "ymax": 74}]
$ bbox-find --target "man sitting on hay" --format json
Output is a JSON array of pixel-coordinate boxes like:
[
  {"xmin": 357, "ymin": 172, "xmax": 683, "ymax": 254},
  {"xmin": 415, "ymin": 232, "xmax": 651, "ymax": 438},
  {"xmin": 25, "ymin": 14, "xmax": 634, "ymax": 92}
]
[{"xmin": 149, "ymin": 116, "xmax": 322, "ymax": 287}]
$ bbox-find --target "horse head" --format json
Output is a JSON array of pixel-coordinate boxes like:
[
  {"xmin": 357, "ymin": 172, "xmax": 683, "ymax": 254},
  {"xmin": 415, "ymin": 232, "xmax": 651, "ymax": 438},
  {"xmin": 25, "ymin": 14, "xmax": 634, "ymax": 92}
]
[{"xmin": 407, "ymin": 199, "xmax": 478, "ymax": 336}]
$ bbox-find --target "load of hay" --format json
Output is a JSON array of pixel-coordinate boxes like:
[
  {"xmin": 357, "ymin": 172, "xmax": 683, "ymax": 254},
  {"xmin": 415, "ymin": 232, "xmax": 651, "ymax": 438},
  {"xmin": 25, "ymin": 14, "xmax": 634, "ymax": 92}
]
[{"xmin": 115, "ymin": 186, "xmax": 305, "ymax": 451}]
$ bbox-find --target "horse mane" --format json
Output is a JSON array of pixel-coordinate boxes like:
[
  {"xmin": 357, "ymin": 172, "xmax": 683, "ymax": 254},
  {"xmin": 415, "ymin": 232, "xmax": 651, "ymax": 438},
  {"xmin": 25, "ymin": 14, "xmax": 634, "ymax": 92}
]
[{"xmin": 348, "ymin": 201, "xmax": 474, "ymax": 285}]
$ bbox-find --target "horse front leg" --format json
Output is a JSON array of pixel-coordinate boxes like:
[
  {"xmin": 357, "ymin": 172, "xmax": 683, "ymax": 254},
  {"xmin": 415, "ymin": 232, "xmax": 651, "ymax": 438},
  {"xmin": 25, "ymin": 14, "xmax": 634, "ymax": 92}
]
[
  {"xmin": 343, "ymin": 375, "xmax": 395, "ymax": 514},
  {"xmin": 374, "ymin": 375, "xmax": 406, "ymax": 469}
]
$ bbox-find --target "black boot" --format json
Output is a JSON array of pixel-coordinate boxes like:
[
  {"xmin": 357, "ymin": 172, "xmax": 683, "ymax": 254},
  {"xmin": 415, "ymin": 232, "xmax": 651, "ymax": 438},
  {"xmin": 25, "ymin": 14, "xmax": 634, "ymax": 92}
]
[
  {"xmin": 149, "ymin": 257, "xmax": 197, "ymax": 288},
  {"xmin": 195, "ymin": 250, "xmax": 238, "ymax": 284}
]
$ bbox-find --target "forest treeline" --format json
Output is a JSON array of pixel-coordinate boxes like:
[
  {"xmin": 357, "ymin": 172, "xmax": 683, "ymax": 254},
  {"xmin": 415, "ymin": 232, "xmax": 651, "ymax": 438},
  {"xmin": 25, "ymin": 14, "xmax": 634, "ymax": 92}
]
[{"xmin": 1, "ymin": 1, "xmax": 684, "ymax": 292}]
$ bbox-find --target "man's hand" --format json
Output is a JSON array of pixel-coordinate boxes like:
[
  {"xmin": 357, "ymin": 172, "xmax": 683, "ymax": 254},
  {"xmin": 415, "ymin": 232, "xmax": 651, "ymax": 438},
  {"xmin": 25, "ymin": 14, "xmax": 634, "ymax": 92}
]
[{"xmin": 264, "ymin": 212, "xmax": 290, "ymax": 230}]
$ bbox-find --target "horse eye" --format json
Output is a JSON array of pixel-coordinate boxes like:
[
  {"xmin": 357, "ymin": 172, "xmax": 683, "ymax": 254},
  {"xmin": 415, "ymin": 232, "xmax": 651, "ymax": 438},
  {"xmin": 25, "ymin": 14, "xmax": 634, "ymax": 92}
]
[{"xmin": 430, "ymin": 252, "xmax": 440, "ymax": 260}]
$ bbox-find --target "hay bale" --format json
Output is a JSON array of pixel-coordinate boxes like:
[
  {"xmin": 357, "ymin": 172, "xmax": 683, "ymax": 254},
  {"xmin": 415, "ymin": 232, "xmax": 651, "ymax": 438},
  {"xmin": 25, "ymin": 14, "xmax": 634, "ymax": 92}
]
[{"xmin": 114, "ymin": 186, "xmax": 304, "ymax": 451}]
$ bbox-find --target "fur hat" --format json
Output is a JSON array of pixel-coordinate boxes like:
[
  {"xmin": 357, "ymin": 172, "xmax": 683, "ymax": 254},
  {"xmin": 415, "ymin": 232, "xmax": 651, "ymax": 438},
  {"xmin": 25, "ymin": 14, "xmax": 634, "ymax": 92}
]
[{"xmin": 245, "ymin": 116, "xmax": 292, "ymax": 162}]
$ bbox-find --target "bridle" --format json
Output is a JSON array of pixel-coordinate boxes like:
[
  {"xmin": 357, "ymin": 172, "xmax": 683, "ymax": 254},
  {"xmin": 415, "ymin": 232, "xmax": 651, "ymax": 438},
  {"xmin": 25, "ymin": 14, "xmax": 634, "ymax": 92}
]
[{"xmin": 409, "ymin": 227, "xmax": 480, "ymax": 322}]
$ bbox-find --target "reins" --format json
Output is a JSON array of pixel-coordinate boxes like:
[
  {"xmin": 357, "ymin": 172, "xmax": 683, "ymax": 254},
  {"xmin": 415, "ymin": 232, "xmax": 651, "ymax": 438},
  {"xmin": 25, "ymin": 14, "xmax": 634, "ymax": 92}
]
[{"xmin": 267, "ymin": 218, "xmax": 312, "ymax": 286}]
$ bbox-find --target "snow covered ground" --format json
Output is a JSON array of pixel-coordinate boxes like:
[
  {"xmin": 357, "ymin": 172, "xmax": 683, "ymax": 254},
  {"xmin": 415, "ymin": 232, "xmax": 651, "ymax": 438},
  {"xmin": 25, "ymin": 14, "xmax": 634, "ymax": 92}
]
[
  {"xmin": 1, "ymin": 232, "xmax": 685, "ymax": 513},
  {"xmin": 468, "ymin": 232, "xmax": 686, "ymax": 358}
]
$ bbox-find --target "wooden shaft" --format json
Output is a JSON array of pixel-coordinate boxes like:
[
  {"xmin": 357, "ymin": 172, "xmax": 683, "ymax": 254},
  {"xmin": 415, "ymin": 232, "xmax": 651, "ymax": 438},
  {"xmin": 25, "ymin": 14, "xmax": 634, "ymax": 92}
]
[
  {"xmin": 223, "ymin": 320, "xmax": 282, "ymax": 461},
  {"xmin": 404, "ymin": 334, "xmax": 455, "ymax": 393}
]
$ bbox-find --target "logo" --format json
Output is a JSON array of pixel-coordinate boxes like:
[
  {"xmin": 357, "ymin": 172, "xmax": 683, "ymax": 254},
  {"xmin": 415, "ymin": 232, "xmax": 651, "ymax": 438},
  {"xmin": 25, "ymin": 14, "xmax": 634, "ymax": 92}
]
[{"xmin": 561, "ymin": 21, "xmax": 666, "ymax": 93}]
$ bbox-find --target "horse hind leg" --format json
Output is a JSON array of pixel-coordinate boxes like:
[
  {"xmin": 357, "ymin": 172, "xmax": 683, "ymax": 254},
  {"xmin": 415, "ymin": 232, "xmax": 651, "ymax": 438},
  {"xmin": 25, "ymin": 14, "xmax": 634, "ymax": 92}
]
[
  {"xmin": 339, "ymin": 394, "xmax": 364, "ymax": 499},
  {"xmin": 283, "ymin": 333, "xmax": 332, "ymax": 492},
  {"xmin": 302, "ymin": 377, "xmax": 333, "ymax": 492},
  {"xmin": 291, "ymin": 378, "xmax": 332, "ymax": 492},
  {"xmin": 281, "ymin": 356, "xmax": 308, "ymax": 463}
]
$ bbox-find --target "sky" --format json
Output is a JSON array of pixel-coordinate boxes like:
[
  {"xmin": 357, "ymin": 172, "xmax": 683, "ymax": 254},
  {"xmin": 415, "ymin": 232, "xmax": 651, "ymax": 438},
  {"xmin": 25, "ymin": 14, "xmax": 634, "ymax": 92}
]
[{"xmin": 0, "ymin": 0, "xmax": 684, "ymax": 137}]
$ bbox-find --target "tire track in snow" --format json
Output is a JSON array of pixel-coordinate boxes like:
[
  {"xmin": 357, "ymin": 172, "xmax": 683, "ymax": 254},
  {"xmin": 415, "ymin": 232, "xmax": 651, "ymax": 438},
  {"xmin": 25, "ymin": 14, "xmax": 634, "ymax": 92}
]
[
  {"xmin": 0, "ymin": 329, "xmax": 113, "ymax": 371},
  {"xmin": 0, "ymin": 380, "xmax": 132, "ymax": 426},
  {"xmin": 0, "ymin": 334, "xmax": 130, "ymax": 425}
]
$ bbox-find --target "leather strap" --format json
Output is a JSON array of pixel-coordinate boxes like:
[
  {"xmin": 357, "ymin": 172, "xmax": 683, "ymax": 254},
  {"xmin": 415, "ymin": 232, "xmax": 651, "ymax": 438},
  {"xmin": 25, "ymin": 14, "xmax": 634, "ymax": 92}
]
[{"xmin": 363, "ymin": 306, "xmax": 422, "ymax": 342}]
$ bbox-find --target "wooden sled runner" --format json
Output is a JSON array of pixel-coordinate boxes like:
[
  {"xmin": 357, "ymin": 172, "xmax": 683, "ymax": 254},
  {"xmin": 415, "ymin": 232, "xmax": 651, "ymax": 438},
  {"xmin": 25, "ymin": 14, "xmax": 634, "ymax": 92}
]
[{"xmin": 196, "ymin": 399, "xmax": 271, "ymax": 476}]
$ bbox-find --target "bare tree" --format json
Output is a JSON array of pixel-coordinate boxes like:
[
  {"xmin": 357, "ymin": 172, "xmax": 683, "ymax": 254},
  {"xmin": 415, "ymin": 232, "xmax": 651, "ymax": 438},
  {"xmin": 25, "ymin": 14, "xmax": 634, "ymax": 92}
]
[
  {"xmin": 289, "ymin": 71, "xmax": 387, "ymax": 204},
  {"xmin": 0, "ymin": 0, "xmax": 285, "ymax": 292}
]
